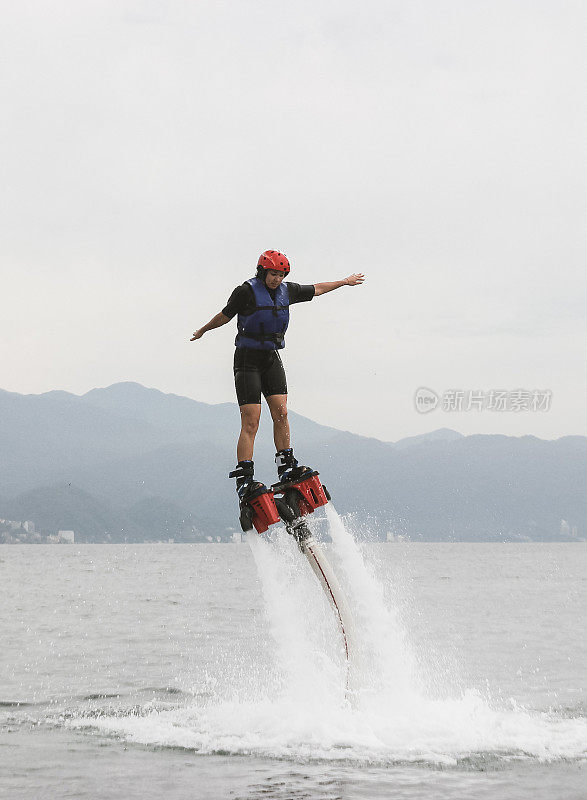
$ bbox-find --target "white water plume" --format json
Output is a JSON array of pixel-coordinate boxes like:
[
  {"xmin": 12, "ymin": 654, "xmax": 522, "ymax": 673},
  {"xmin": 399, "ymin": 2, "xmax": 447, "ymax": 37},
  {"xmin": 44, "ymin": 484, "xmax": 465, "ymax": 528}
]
[
  {"xmin": 324, "ymin": 503, "xmax": 419, "ymax": 709},
  {"xmin": 248, "ymin": 527, "xmax": 347, "ymax": 709}
]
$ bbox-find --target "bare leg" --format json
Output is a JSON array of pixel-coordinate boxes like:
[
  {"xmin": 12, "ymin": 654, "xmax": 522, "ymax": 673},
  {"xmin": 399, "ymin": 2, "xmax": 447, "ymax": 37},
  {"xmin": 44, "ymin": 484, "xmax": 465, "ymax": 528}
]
[
  {"xmin": 237, "ymin": 404, "xmax": 261, "ymax": 462},
  {"xmin": 266, "ymin": 394, "xmax": 290, "ymax": 452}
]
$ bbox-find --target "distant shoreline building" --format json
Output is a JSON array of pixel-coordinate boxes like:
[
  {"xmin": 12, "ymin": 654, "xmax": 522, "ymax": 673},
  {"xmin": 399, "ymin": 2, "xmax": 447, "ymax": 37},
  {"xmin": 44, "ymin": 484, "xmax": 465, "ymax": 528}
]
[{"xmin": 0, "ymin": 520, "xmax": 75, "ymax": 544}]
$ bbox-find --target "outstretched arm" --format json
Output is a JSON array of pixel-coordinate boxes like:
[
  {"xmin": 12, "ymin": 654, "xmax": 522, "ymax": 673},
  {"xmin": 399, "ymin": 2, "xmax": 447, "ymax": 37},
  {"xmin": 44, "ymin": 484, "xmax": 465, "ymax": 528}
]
[
  {"xmin": 190, "ymin": 312, "xmax": 231, "ymax": 341},
  {"xmin": 313, "ymin": 273, "xmax": 365, "ymax": 296}
]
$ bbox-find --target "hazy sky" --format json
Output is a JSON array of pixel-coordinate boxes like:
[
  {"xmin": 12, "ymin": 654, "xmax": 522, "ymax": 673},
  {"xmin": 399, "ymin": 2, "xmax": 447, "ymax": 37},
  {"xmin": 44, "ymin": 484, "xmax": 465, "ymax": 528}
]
[{"xmin": 2, "ymin": 0, "xmax": 585, "ymax": 441}]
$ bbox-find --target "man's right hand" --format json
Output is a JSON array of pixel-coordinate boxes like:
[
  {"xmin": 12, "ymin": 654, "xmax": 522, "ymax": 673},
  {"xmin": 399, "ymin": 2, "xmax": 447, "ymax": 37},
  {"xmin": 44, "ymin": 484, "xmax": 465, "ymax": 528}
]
[{"xmin": 189, "ymin": 312, "xmax": 230, "ymax": 341}]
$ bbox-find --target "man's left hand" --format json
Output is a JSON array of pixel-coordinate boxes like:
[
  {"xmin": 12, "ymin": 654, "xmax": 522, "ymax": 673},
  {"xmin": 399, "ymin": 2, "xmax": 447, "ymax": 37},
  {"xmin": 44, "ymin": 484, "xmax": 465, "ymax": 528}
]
[{"xmin": 346, "ymin": 273, "xmax": 365, "ymax": 286}]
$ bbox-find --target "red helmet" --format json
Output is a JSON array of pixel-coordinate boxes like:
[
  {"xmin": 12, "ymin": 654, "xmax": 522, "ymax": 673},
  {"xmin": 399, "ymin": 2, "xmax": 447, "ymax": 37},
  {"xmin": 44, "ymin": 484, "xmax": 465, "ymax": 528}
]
[{"xmin": 257, "ymin": 250, "xmax": 290, "ymax": 275}]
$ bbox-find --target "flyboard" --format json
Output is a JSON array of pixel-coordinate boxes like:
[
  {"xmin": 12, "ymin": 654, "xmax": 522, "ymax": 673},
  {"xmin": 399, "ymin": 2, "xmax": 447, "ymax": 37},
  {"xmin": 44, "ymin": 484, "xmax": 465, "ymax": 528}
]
[{"xmin": 232, "ymin": 470, "xmax": 355, "ymax": 672}]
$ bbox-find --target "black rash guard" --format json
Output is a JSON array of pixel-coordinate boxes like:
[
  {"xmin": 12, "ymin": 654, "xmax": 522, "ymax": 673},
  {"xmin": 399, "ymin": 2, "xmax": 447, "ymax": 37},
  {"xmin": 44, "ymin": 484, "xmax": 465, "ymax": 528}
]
[{"xmin": 222, "ymin": 281, "xmax": 315, "ymax": 319}]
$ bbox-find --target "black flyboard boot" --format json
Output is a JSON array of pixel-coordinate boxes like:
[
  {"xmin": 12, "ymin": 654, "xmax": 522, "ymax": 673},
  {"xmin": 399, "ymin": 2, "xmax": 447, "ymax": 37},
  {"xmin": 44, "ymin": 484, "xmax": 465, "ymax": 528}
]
[
  {"xmin": 272, "ymin": 449, "xmax": 331, "ymax": 546},
  {"xmin": 229, "ymin": 461, "xmax": 280, "ymax": 533},
  {"xmin": 274, "ymin": 448, "xmax": 313, "ymax": 484},
  {"xmin": 229, "ymin": 460, "xmax": 266, "ymax": 500},
  {"xmin": 273, "ymin": 448, "xmax": 315, "ymax": 546}
]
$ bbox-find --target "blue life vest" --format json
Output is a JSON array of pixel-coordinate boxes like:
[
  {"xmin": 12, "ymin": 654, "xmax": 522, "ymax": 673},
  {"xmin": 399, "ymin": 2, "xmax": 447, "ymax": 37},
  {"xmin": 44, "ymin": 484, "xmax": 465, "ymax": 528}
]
[{"xmin": 235, "ymin": 278, "xmax": 290, "ymax": 350}]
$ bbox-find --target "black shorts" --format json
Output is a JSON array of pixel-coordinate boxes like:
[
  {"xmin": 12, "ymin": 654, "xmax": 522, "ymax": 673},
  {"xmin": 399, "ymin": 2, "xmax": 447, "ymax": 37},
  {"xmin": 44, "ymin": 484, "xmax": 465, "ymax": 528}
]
[{"xmin": 233, "ymin": 348, "xmax": 287, "ymax": 406}]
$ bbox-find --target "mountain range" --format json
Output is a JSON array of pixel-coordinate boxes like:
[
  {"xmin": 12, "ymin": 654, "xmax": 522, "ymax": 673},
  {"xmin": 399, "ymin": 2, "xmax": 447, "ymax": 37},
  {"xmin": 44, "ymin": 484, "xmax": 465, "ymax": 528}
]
[{"xmin": 1, "ymin": 382, "xmax": 585, "ymax": 542}]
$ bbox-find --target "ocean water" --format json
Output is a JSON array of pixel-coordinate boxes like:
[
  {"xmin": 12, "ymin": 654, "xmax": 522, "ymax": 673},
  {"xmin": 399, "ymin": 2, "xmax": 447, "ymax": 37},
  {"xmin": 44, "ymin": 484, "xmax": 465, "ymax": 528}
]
[{"xmin": 1, "ymin": 507, "xmax": 585, "ymax": 800}]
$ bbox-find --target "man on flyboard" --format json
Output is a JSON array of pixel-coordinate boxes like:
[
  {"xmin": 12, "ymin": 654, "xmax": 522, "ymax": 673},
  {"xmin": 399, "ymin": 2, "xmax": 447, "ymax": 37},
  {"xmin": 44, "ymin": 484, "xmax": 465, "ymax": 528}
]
[{"xmin": 191, "ymin": 250, "xmax": 364, "ymax": 501}]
